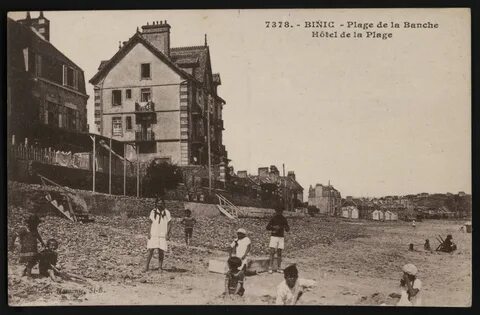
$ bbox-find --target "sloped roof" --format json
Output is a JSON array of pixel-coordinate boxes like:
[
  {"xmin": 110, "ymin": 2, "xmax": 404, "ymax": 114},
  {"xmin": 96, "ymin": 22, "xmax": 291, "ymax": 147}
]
[
  {"xmin": 342, "ymin": 199, "xmax": 358, "ymax": 207},
  {"xmin": 98, "ymin": 60, "xmax": 109, "ymax": 71},
  {"xmin": 8, "ymin": 17, "xmax": 87, "ymax": 94},
  {"xmin": 170, "ymin": 46, "xmax": 209, "ymax": 84},
  {"xmin": 89, "ymin": 32, "xmax": 196, "ymax": 85}
]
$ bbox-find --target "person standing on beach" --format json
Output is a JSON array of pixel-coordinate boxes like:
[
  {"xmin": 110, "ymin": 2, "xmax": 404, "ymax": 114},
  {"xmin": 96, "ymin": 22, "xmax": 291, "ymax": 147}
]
[
  {"xmin": 266, "ymin": 207, "xmax": 290, "ymax": 274},
  {"xmin": 144, "ymin": 199, "xmax": 172, "ymax": 272},
  {"xmin": 9, "ymin": 214, "xmax": 45, "ymax": 277}
]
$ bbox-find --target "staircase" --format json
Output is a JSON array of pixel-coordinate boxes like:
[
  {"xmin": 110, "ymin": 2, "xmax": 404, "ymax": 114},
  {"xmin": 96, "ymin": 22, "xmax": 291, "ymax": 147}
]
[
  {"xmin": 216, "ymin": 193, "xmax": 241, "ymax": 219},
  {"xmin": 38, "ymin": 174, "xmax": 93, "ymax": 223}
]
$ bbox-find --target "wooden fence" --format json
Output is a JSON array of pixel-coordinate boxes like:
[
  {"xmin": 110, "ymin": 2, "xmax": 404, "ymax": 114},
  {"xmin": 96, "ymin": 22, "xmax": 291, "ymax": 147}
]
[{"xmin": 9, "ymin": 143, "xmax": 138, "ymax": 177}]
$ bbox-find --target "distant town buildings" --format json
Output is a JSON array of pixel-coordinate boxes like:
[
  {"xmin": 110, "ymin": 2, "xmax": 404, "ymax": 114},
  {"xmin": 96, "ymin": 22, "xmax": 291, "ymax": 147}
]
[
  {"xmin": 232, "ymin": 165, "xmax": 304, "ymax": 210},
  {"xmin": 7, "ymin": 12, "xmax": 89, "ymax": 145},
  {"xmin": 308, "ymin": 183, "xmax": 341, "ymax": 215},
  {"xmin": 90, "ymin": 20, "xmax": 227, "ymax": 166}
]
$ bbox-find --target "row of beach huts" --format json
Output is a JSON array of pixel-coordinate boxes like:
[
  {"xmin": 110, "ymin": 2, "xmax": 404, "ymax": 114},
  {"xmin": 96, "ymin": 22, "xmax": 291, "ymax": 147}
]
[{"xmin": 340, "ymin": 206, "xmax": 399, "ymax": 221}]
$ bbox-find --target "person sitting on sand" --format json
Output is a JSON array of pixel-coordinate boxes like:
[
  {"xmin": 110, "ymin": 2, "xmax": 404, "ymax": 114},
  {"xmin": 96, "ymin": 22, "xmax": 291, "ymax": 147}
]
[
  {"xmin": 9, "ymin": 214, "xmax": 45, "ymax": 277},
  {"xmin": 276, "ymin": 264, "xmax": 316, "ymax": 305},
  {"xmin": 224, "ymin": 256, "xmax": 245, "ymax": 298},
  {"xmin": 439, "ymin": 234, "xmax": 457, "ymax": 253},
  {"xmin": 229, "ymin": 228, "xmax": 251, "ymax": 271},
  {"xmin": 424, "ymin": 239, "xmax": 432, "ymax": 252},
  {"xmin": 397, "ymin": 263, "xmax": 422, "ymax": 306},
  {"xmin": 412, "ymin": 220, "xmax": 416, "ymax": 228},
  {"xmin": 38, "ymin": 238, "xmax": 61, "ymax": 282}
]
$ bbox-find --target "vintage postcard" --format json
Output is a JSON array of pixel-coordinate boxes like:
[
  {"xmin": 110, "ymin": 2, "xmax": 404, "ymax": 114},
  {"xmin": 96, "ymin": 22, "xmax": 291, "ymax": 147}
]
[{"xmin": 6, "ymin": 8, "xmax": 471, "ymax": 306}]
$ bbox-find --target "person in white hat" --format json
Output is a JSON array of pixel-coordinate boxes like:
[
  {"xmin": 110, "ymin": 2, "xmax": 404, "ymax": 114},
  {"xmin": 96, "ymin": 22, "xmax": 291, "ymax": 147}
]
[
  {"xmin": 229, "ymin": 228, "xmax": 251, "ymax": 271},
  {"xmin": 397, "ymin": 263, "xmax": 422, "ymax": 306}
]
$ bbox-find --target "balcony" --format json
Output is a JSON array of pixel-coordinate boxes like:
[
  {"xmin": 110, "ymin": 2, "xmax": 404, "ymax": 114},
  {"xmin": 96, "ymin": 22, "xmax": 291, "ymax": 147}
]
[
  {"xmin": 135, "ymin": 101, "xmax": 155, "ymax": 113},
  {"xmin": 135, "ymin": 130, "xmax": 155, "ymax": 142}
]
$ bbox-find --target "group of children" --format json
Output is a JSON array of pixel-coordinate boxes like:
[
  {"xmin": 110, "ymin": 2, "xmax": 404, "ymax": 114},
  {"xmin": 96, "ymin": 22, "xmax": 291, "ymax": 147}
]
[
  {"xmin": 9, "ymin": 214, "xmax": 61, "ymax": 282},
  {"xmin": 10, "ymin": 203, "xmax": 425, "ymax": 306}
]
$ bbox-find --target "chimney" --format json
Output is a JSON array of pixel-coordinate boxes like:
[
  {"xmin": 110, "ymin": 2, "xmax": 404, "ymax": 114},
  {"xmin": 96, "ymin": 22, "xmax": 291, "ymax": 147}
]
[
  {"xmin": 269, "ymin": 165, "xmax": 279, "ymax": 182},
  {"xmin": 258, "ymin": 167, "xmax": 269, "ymax": 178},
  {"xmin": 18, "ymin": 11, "xmax": 50, "ymax": 42},
  {"xmin": 141, "ymin": 19, "xmax": 171, "ymax": 57},
  {"xmin": 270, "ymin": 165, "xmax": 279, "ymax": 176},
  {"xmin": 287, "ymin": 171, "xmax": 296, "ymax": 181},
  {"xmin": 237, "ymin": 170, "xmax": 247, "ymax": 178}
]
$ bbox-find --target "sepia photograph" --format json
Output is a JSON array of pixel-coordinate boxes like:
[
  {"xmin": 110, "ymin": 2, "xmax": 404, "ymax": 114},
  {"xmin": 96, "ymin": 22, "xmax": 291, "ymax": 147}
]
[{"xmin": 6, "ymin": 8, "xmax": 472, "ymax": 306}]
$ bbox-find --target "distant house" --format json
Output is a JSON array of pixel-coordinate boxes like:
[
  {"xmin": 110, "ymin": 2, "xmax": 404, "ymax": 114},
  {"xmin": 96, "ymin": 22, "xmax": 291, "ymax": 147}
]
[
  {"xmin": 384, "ymin": 210, "xmax": 398, "ymax": 221},
  {"xmin": 308, "ymin": 183, "xmax": 341, "ymax": 215},
  {"xmin": 458, "ymin": 191, "xmax": 466, "ymax": 197},
  {"xmin": 341, "ymin": 197, "xmax": 359, "ymax": 219},
  {"xmin": 372, "ymin": 209, "xmax": 384, "ymax": 221},
  {"xmin": 247, "ymin": 165, "xmax": 304, "ymax": 210}
]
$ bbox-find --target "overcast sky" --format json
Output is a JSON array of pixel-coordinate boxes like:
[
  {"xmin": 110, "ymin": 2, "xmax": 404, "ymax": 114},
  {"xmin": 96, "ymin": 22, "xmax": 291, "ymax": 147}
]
[{"xmin": 8, "ymin": 9, "xmax": 471, "ymax": 197}]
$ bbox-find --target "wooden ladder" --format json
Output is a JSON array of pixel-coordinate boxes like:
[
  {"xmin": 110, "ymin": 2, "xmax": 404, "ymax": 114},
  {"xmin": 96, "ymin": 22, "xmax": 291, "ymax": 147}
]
[
  {"xmin": 216, "ymin": 193, "xmax": 240, "ymax": 219},
  {"xmin": 38, "ymin": 174, "xmax": 92, "ymax": 223}
]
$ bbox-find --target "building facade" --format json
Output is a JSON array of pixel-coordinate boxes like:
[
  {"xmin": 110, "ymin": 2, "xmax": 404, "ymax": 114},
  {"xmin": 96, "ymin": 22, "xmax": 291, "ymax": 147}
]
[
  {"xmin": 308, "ymin": 183, "xmax": 342, "ymax": 215},
  {"xmin": 90, "ymin": 21, "xmax": 227, "ymax": 166},
  {"xmin": 7, "ymin": 12, "xmax": 89, "ymax": 145}
]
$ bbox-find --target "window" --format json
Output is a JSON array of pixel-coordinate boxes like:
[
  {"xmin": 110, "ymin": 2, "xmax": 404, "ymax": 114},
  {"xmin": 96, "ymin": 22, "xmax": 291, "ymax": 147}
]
[
  {"xmin": 126, "ymin": 116, "xmax": 132, "ymax": 130},
  {"xmin": 38, "ymin": 18, "xmax": 45, "ymax": 24},
  {"xmin": 140, "ymin": 88, "xmax": 151, "ymax": 102},
  {"xmin": 126, "ymin": 89, "xmax": 132, "ymax": 99},
  {"xmin": 112, "ymin": 117, "xmax": 122, "ymax": 136},
  {"xmin": 38, "ymin": 27, "xmax": 45, "ymax": 33},
  {"xmin": 35, "ymin": 54, "xmax": 42, "ymax": 77},
  {"xmin": 141, "ymin": 63, "xmax": 151, "ymax": 79},
  {"xmin": 112, "ymin": 90, "xmax": 122, "ymax": 106},
  {"xmin": 62, "ymin": 65, "xmax": 77, "ymax": 89}
]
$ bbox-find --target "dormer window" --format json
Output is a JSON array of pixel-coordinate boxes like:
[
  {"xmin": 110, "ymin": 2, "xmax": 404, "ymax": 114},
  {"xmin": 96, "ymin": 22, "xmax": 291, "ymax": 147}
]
[{"xmin": 141, "ymin": 63, "xmax": 151, "ymax": 79}]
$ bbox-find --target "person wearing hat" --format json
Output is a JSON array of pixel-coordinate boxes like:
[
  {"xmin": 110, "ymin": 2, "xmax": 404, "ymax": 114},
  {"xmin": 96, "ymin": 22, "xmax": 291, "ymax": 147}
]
[
  {"xmin": 229, "ymin": 228, "xmax": 251, "ymax": 271},
  {"xmin": 397, "ymin": 263, "xmax": 422, "ymax": 306},
  {"xmin": 8, "ymin": 214, "xmax": 45, "ymax": 277},
  {"xmin": 276, "ymin": 264, "xmax": 316, "ymax": 305}
]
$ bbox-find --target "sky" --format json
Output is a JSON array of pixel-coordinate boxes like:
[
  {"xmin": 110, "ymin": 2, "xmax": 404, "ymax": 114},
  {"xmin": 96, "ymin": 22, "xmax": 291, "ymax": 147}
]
[{"xmin": 8, "ymin": 9, "xmax": 471, "ymax": 197}]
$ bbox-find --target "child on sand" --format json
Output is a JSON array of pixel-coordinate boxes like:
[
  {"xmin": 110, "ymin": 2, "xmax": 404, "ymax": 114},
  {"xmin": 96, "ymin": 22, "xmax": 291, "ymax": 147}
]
[
  {"xmin": 9, "ymin": 214, "xmax": 45, "ymax": 277},
  {"xmin": 276, "ymin": 264, "xmax": 316, "ymax": 305},
  {"xmin": 38, "ymin": 238, "xmax": 60, "ymax": 282},
  {"xmin": 266, "ymin": 207, "xmax": 290, "ymax": 274},
  {"xmin": 144, "ymin": 199, "xmax": 172, "ymax": 272},
  {"xmin": 181, "ymin": 209, "xmax": 196, "ymax": 246},
  {"xmin": 229, "ymin": 228, "xmax": 251, "ymax": 271},
  {"xmin": 224, "ymin": 256, "xmax": 245, "ymax": 298},
  {"xmin": 424, "ymin": 239, "xmax": 432, "ymax": 252},
  {"xmin": 397, "ymin": 263, "xmax": 422, "ymax": 306}
]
